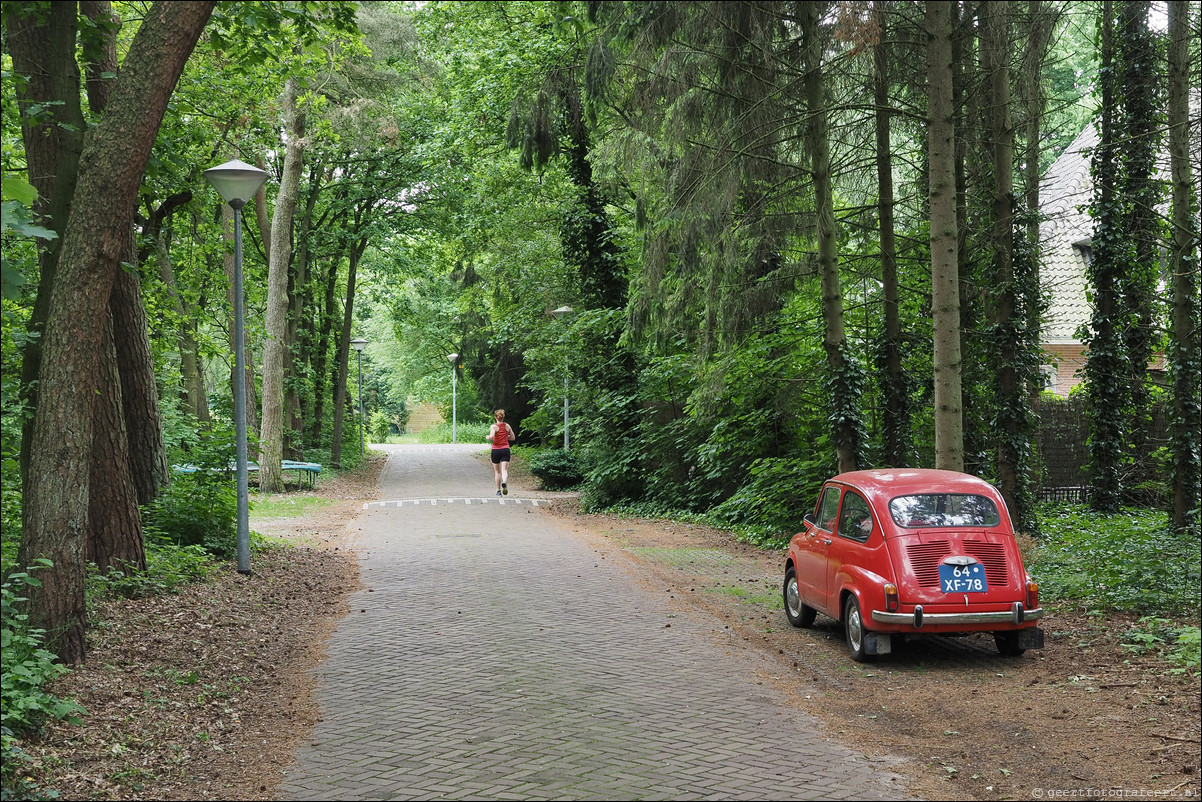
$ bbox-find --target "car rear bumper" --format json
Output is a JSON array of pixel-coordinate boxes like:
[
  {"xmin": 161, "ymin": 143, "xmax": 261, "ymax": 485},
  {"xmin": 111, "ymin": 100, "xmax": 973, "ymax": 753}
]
[{"xmin": 872, "ymin": 603, "xmax": 1043, "ymax": 628}]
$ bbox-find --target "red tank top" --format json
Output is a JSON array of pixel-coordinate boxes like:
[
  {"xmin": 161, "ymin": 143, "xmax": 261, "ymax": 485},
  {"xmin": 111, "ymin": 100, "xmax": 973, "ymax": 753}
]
[{"xmin": 492, "ymin": 423, "xmax": 510, "ymax": 449}]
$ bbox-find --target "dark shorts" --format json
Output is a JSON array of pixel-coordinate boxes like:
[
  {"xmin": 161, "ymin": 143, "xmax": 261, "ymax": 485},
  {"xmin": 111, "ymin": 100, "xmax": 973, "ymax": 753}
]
[{"xmin": 491, "ymin": 448, "xmax": 511, "ymax": 464}]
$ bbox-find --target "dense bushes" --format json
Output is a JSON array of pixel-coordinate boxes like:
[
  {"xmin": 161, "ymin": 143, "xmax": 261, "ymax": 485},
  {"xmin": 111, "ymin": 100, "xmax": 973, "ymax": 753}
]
[{"xmin": 529, "ymin": 448, "xmax": 585, "ymax": 490}]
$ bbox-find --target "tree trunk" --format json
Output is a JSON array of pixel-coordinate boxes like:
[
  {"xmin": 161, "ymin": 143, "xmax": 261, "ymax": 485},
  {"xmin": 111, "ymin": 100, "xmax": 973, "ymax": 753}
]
[
  {"xmin": 982, "ymin": 0, "xmax": 1028, "ymax": 527},
  {"xmin": 286, "ymin": 169, "xmax": 321, "ymax": 459},
  {"xmin": 874, "ymin": 8, "xmax": 907, "ymax": 468},
  {"xmin": 111, "ymin": 263, "xmax": 170, "ymax": 508},
  {"xmin": 87, "ymin": 312, "xmax": 145, "ymax": 574},
  {"xmin": 331, "ymin": 238, "xmax": 366, "ymax": 468},
  {"xmin": 18, "ymin": 0, "xmax": 215, "ymax": 664},
  {"xmin": 1117, "ymin": 0, "xmax": 1161, "ymax": 463},
  {"xmin": 803, "ymin": 0, "xmax": 860, "ymax": 474},
  {"xmin": 1085, "ymin": 0, "xmax": 1125, "ymax": 512},
  {"xmin": 85, "ymin": 0, "xmax": 170, "ymax": 511},
  {"xmin": 310, "ymin": 250, "xmax": 341, "ymax": 446},
  {"xmin": 1021, "ymin": 0, "xmax": 1055, "ymax": 405},
  {"xmin": 927, "ymin": 0, "xmax": 964, "ymax": 472},
  {"xmin": 1166, "ymin": 1, "xmax": 1200, "ymax": 531},
  {"xmin": 9, "ymin": 2, "xmax": 86, "ymax": 481},
  {"xmin": 260, "ymin": 78, "xmax": 306, "ymax": 492}
]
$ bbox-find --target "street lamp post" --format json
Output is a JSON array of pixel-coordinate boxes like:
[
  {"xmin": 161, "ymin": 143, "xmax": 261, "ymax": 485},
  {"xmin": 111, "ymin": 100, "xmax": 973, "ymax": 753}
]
[
  {"xmin": 447, "ymin": 353, "xmax": 458, "ymax": 444},
  {"xmin": 204, "ymin": 159, "xmax": 268, "ymax": 576},
  {"xmin": 351, "ymin": 338, "xmax": 368, "ymax": 455},
  {"xmin": 552, "ymin": 306, "xmax": 573, "ymax": 451}
]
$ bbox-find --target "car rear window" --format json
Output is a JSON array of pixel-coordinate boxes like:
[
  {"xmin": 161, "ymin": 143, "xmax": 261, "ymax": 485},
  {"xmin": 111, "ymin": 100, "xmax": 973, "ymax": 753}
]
[{"xmin": 888, "ymin": 494, "xmax": 1001, "ymax": 527}]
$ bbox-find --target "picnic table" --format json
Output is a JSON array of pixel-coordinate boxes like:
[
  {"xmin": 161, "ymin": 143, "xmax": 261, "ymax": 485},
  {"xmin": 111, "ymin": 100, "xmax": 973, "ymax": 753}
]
[{"xmin": 173, "ymin": 460, "xmax": 323, "ymax": 489}]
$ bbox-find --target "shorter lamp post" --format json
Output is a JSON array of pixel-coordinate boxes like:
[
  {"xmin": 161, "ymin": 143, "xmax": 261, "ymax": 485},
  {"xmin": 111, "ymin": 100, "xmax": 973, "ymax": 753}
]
[
  {"xmin": 552, "ymin": 306, "xmax": 573, "ymax": 451},
  {"xmin": 204, "ymin": 159, "xmax": 269, "ymax": 575},
  {"xmin": 351, "ymin": 338, "xmax": 368, "ymax": 454},
  {"xmin": 447, "ymin": 353, "xmax": 458, "ymax": 443}
]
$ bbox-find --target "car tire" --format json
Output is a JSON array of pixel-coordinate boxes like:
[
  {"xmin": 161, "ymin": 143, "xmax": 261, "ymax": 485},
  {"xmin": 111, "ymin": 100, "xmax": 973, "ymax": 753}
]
[
  {"xmin": 844, "ymin": 595, "xmax": 874, "ymax": 663},
  {"xmin": 784, "ymin": 567, "xmax": 816, "ymax": 628},
  {"xmin": 994, "ymin": 631, "xmax": 1026, "ymax": 657}
]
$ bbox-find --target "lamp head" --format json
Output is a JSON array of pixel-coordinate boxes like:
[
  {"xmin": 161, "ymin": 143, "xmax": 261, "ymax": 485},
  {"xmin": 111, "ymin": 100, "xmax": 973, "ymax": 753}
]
[
  {"xmin": 447, "ymin": 353, "xmax": 459, "ymax": 365},
  {"xmin": 350, "ymin": 338, "xmax": 368, "ymax": 352},
  {"xmin": 204, "ymin": 159, "xmax": 268, "ymax": 208},
  {"xmin": 551, "ymin": 305, "xmax": 574, "ymax": 318}
]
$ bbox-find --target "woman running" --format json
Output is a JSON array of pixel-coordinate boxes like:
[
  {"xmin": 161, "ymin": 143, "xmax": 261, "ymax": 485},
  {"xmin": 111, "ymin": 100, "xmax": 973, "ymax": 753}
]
[{"xmin": 489, "ymin": 409, "xmax": 516, "ymax": 496}]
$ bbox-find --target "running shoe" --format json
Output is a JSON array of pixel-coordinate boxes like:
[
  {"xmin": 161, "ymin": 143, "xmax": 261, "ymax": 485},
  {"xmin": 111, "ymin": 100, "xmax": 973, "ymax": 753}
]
[
  {"xmin": 496, "ymin": 490, "xmax": 502, "ymax": 496},
  {"xmin": 502, "ymin": 483, "xmax": 508, "ymax": 495}
]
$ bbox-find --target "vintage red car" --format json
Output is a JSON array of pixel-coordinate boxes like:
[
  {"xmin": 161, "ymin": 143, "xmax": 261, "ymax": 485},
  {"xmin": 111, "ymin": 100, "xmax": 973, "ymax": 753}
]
[{"xmin": 783, "ymin": 469, "xmax": 1044, "ymax": 661}]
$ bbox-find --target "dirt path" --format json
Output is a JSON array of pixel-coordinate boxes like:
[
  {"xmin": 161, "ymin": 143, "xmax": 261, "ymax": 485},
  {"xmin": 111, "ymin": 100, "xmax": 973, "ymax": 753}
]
[{"xmin": 19, "ymin": 450, "xmax": 1199, "ymax": 801}]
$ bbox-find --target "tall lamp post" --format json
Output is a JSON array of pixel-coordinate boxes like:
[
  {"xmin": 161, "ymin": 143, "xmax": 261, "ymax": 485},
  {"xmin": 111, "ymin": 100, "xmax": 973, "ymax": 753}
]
[
  {"xmin": 204, "ymin": 159, "xmax": 268, "ymax": 575},
  {"xmin": 351, "ymin": 338, "xmax": 368, "ymax": 455},
  {"xmin": 552, "ymin": 306, "xmax": 573, "ymax": 451},
  {"xmin": 447, "ymin": 353, "xmax": 458, "ymax": 443}
]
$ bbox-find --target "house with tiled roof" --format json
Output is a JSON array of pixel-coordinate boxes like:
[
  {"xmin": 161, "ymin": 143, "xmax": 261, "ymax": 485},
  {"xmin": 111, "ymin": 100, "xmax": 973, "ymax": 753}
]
[
  {"xmin": 1037, "ymin": 125, "xmax": 1098, "ymax": 396},
  {"xmin": 1036, "ymin": 109, "xmax": 1194, "ymax": 396}
]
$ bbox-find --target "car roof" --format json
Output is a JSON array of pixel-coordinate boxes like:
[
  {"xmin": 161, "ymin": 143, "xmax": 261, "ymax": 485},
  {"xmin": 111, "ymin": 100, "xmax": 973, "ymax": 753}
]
[{"xmin": 827, "ymin": 469, "xmax": 1002, "ymax": 507}]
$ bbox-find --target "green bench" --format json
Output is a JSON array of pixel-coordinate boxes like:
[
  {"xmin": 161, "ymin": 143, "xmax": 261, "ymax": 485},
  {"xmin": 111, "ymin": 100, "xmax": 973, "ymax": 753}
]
[{"xmin": 173, "ymin": 460, "xmax": 323, "ymax": 489}]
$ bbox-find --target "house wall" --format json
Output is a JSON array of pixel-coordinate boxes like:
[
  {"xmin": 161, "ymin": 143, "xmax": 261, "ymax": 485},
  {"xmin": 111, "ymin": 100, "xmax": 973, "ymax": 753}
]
[
  {"xmin": 406, "ymin": 401, "xmax": 444, "ymax": 433},
  {"xmin": 1041, "ymin": 344, "xmax": 1089, "ymax": 396}
]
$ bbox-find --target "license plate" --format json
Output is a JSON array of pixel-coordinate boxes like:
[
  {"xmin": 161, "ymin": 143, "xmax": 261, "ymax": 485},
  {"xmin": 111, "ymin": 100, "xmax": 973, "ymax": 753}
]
[{"xmin": 939, "ymin": 563, "xmax": 989, "ymax": 593}]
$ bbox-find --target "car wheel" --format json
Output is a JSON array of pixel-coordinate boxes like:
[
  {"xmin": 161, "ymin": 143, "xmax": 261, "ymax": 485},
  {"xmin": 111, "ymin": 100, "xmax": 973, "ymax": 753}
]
[
  {"xmin": 783, "ymin": 567, "xmax": 816, "ymax": 628},
  {"xmin": 844, "ymin": 595, "xmax": 874, "ymax": 663},
  {"xmin": 994, "ymin": 631, "xmax": 1026, "ymax": 657}
]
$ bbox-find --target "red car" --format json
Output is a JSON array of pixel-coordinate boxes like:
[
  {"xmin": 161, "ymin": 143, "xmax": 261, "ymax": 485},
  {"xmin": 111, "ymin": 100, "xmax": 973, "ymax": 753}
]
[{"xmin": 783, "ymin": 469, "xmax": 1044, "ymax": 662}]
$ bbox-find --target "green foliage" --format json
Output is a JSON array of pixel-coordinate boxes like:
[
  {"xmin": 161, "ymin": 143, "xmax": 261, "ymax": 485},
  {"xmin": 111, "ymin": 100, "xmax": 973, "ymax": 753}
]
[
  {"xmin": 528, "ymin": 448, "xmax": 584, "ymax": 490},
  {"xmin": 86, "ymin": 538, "xmax": 216, "ymax": 601},
  {"xmin": 1031, "ymin": 504, "xmax": 1201, "ymax": 617},
  {"xmin": 2, "ymin": 560, "xmax": 86, "ymax": 796},
  {"xmin": 709, "ymin": 456, "xmax": 832, "ymax": 547},
  {"xmin": 143, "ymin": 476, "xmax": 238, "ymax": 560},
  {"xmin": 1122, "ymin": 618, "xmax": 1201, "ymax": 673},
  {"xmin": 416, "ymin": 421, "xmax": 490, "ymax": 444}
]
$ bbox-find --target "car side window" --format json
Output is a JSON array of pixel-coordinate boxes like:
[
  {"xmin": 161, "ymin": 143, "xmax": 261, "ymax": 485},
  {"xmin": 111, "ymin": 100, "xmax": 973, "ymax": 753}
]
[
  {"xmin": 837, "ymin": 492, "xmax": 874, "ymax": 543},
  {"xmin": 814, "ymin": 486, "xmax": 841, "ymax": 532}
]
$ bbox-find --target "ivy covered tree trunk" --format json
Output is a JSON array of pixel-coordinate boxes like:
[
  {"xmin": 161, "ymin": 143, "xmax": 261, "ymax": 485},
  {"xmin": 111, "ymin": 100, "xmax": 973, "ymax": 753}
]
[
  {"xmin": 982, "ymin": 0, "xmax": 1037, "ymax": 534},
  {"xmin": 18, "ymin": 0, "xmax": 215, "ymax": 664},
  {"xmin": 1085, "ymin": 0, "xmax": 1126, "ymax": 513},
  {"xmin": 927, "ymin": 0, "xmax": 964, "ymax": 472},
  {"xmin": 1116, "ymin": 0, "xmax": 1163, "ymax": 463},
  {"xmin": 1165, "ymin": 1, "xmax": 1201, "ymax": 532}
]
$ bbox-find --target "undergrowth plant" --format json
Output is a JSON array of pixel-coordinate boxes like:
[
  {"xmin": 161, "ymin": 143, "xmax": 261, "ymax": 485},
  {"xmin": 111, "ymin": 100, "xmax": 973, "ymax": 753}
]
[
  {"xmin": 2, "ymin": 560, "xmax": 86, "ymax": 797},
  {"xmin": 1031, "ymin": 503, "xmax": 1201, "ymax": 618}
]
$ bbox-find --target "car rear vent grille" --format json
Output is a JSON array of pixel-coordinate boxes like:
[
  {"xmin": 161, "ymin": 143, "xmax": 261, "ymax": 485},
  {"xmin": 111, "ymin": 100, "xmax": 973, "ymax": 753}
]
[
  {"xmin": 963, "ymin": 541, "xmax": 1009, "ymax": 586},
  {"xmin": 906, "ymin": 541, "xmax": 951, "ymax": 587}
]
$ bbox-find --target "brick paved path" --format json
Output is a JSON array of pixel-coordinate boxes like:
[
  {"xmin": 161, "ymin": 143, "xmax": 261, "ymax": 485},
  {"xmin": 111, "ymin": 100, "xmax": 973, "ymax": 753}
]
[{"xmin": 278, "ymin": 445, "xmax": 911, "ymax": 801}]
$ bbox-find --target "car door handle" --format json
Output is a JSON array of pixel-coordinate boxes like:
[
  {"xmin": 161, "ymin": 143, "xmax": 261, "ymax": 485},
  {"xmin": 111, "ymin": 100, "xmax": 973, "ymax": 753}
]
[{"xmin": 822, "ymin": 538, "xmax": 832, "ymax": 545}]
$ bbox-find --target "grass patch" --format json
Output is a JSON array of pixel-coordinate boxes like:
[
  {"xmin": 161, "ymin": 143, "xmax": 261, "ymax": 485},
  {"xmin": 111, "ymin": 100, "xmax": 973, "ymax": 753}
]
[
  {"xmin": 706, "ymin": 583, "xmax": 782, "ymax": 608},
  {"xmin": 250, "ymin": 494, "xmax": 334, "ymax": 518}
]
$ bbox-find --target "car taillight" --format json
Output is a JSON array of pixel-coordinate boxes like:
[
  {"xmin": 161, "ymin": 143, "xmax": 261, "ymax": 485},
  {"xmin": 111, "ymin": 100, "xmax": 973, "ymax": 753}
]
[
  {"xmin": 1026, "ymin": 580, "xmax": 1039, "ymax": 610},
  {"xmin": 884, "ymin": 583, "xmax": 899, "ymax": 612}
]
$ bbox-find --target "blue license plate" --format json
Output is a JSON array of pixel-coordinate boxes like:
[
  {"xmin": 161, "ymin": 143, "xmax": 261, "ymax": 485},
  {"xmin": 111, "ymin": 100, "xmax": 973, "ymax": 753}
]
[{"xmin": 939, "ymin": 563, "xmax": 989, "ymax": 593}]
